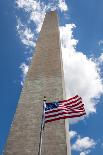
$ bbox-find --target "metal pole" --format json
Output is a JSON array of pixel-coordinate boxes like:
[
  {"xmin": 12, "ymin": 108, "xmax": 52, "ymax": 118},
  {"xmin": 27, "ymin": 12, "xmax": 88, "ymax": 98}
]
[{"xmin": 38, "ymin": 97, "xmax": 46, "ymax": 155}]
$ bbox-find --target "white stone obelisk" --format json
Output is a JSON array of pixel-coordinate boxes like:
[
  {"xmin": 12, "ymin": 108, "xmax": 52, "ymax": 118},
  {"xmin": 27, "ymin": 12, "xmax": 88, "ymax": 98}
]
[{"xmin": 4, "ymin": 11, "xmax": 71, "ymax": 155}]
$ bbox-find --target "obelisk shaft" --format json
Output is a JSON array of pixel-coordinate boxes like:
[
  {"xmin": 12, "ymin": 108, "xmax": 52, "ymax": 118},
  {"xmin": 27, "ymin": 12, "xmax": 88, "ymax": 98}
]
[{"xmin": 4, "ymin": 11, "xmax": 67, "ymax": 155}]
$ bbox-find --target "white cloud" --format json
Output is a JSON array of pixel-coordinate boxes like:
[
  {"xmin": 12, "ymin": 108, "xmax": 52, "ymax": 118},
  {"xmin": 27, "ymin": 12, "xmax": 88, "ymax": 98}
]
[
  {"xmin": 98, "ymin": 53, "xmax": 103, "ymax": 63},
  {"xmin": 16, "ymin": 0, "xmax": 40, "ymax": 12},
  {"xmin": 16, "ymin": 0, "xmax": 103, "ymax": 117},
  {"xmin": 58, "ymin": 0, "xmax": 68, "ymax": 12},
  {"xmin": 72, "ymin": 137, "xmax": 96, "ymax": 152},
  {"xmin": 16, "ymin": 0, "xmax": 68, "ymax": 13},
  {"xmin": 17, "ymin": 19, "xmax": 35, "ymax": 47},
  {"xmin": 59, "ymin": 24, "xmax": 103, "ymax": 115},
  {"xmin": 30, "ymin": 11, "xmax": 45, "ymax": 32},
  {"xmin": 69, "ymin": 131, "xmax": 77, "ymax": 139},
  {"xmin": 16, "ymin": 0, "xmax": 68, "ymax": 85},
  {"xmin": 19, "ymin": 63, "xmax": 29, "ymax": 85},
  {"xmin": 16, "ymin": 0, "xmax": 68, "ymax": 33},
  {"xmin": 80, "ymin": 150, "xmax": 91, "ymax": 155},
  {"xmin": 98, "ymin": 40, "xmax": 103, "ymax": 46},
  {"xmin": 80, "ymin": 152, "xmax": 86, "ymax": 155},
  {"xmin": 16, "ymin": 0, "xmax": 46, "ymax": 34},
  {"xmin": 70, "ymin": 132, "xmax": 96, "ymax": 154}
]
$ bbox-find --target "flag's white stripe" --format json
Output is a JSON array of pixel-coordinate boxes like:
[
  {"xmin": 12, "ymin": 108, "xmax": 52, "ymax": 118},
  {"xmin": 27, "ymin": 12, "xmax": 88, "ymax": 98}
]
[
  {"xmin": 59, "ymin": 96, "xmax": 81, "ymax": 106},
  {"xmin": 44, "ymin": 95, "xmax": 86, "ymax": 123},
  {"xmin": 45, "ymin": 105, "xmax": 84, "ymax": 116},
  {"xmin": 45, "ymin": 104, "xmax": 84, "ymax": 115},
  {"xmin": 46, "ymin": 99, "xmax": 82, "ymax": 111},
  {"xmin": 45, "ymin": 108, "xmax": 85, "ymax": 117},
  {"xmin": 64, "ymin": 102, "xmax": 84, "ymax": 110},
  {"xmin": 59, "ymin": 100, "xmax": 83, "ymax": 109},
  {"xmin": 60, "ymin": 95, "xmax": 79, "ymax": 103},
  {"xmin": 60, "ymin": 98, "xmax": 82, "ymax": 106},
  {"xmin": 45, "ymin": 100, "xmax": 83, "ymax": 113},
  {"xmin": 45, "ymin": 111, "xmax": 86, "ymax": 122}
]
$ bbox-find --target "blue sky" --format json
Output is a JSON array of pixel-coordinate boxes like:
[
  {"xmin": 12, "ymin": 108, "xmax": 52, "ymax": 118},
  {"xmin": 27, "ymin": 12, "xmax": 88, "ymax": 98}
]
[{"xmin": 0, "ymin": 0, "xmax": 103, "ymax": 154}]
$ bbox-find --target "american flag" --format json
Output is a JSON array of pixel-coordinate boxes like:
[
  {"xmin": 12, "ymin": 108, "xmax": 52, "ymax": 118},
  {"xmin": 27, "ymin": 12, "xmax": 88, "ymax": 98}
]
[{"xmin": 44, "ymin": 95, "xmax": 86, "ymax": 123}]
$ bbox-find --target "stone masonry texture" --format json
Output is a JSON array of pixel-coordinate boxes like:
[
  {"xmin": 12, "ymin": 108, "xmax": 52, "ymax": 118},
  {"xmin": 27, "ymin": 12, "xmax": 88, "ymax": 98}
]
[{"xmin": 4, "ymin": 11, "xmax": 67, "ymax": 155}]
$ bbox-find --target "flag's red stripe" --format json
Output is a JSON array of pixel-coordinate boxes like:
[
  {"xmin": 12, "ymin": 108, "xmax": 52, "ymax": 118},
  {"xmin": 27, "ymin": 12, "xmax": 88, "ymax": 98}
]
[
  {"xmin": 66, "ymin": 95, "xmax": 79, "ymax": 101},
  {"xmin": 45, "ymin": 95, "xmax": 86, "ymax": 123},
  {"xmin": 60, "ymin": 104, "xmax": 84, "ymax": 111},
  {"xmin": 47, "ymin": 95, "xmax": 79, "ymax": 104},
  {"xmin": 65, "ymin": 102, "xmax": 84, "ymax": 109},
  {"xmin": 45, "ymin": 109, "xmax": 85, "ymax": 119},
  {"xmin": 59, "ymin": 96, "xmax": 80, "ymax": 104},
  {"xmin": 75, "ymin": 104, "xmax": 84, "ymax": 109},
  {"xmin": 45, "ymin": 101, "xmax": 84, "ymax": 114},
  {"xmin": 45, "ymin": 112, "xmax": 86, "ymax": 123},
  {"xmin": 59, "ymin": 97, "xmax": 82, "ymax": 106},
  {"xmin": 45, "ymin": 104, "xmax": 85, "ymax": 115},
  {"xmin": 59, "ymin": 100, "xmax": 83, "ymax": 108},
  {"xmin": 45, "ymin": 102, "xmax": 84, "ymax": 114},
  {"xmin": 64, "ymin": 102, "xmax": 84, "ymax": 109},
  {"xmin": 45, "ymin": 110, "xmax": 85, "ymax": 118}
]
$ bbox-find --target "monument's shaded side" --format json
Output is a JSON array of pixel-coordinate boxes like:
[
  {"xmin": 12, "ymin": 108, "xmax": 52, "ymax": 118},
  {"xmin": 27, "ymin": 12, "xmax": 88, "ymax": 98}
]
[{"xmin": 4, "ymin": 11, "xmax": 67, "ymax": 155}]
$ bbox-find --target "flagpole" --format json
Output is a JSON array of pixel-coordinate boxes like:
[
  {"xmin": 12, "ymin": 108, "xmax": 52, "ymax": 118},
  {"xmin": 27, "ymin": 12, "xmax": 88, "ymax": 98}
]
[{"xmin": 38, "ymin": 96, "xmax": 46, "ymax": 155}]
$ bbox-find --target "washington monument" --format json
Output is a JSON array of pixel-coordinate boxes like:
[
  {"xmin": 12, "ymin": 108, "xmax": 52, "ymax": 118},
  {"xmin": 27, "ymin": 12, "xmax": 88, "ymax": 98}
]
[{"xmin": 4, "ymin": 11, "xmax": 71, "ymax": 155}]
